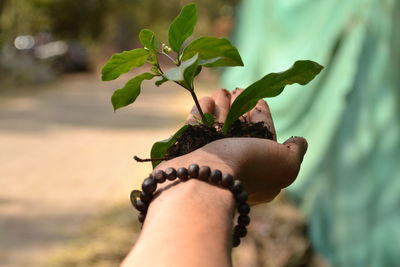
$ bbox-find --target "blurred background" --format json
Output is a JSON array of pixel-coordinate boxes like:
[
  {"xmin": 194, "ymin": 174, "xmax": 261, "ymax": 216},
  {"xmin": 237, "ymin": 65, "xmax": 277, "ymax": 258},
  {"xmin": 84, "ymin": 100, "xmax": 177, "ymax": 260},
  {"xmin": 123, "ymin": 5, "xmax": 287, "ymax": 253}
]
[{"xmin": 0, "ymin": 0, "xmax": 399, "ymax": 266}]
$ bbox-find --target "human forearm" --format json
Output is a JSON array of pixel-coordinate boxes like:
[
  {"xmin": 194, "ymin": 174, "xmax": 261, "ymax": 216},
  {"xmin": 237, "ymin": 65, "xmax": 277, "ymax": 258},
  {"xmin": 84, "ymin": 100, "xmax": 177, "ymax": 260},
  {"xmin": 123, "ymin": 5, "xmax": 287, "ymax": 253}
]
[{"xmin": 121, "ymin": 178, "xmax": 235, "ymax": 267}]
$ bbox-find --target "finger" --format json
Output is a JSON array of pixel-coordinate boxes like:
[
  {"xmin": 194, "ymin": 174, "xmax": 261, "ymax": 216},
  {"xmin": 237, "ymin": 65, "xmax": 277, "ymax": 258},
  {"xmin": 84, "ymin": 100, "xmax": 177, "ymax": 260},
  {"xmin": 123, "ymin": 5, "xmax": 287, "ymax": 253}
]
[
  {"xmin": 249, "ymin": 99, "xmax": 277, "ymax": 140},
  {"xmin": 270, "ymin": 137, "xmax": 307, "ymax": 188},
  {"xmin": 283, "ymin": 136, "xmax": 308, "ymax": 164},
  {"xmin": 230, "ymin": 87, "xmax": 244, "ymax": 104},
  {"xmin": 212, "ymin": 89, "xmax": 231, "ymax": 122},
  {"xmin": 231, "ymin": 88, "xmax": 250, "ymax": 122},
  {"xmin": 249, "ymin": 189, "xmax": 281, "ymax": 205},
  {"xmin": 186, "ymin": 96, "xmax": 215, "ymax": 124}
]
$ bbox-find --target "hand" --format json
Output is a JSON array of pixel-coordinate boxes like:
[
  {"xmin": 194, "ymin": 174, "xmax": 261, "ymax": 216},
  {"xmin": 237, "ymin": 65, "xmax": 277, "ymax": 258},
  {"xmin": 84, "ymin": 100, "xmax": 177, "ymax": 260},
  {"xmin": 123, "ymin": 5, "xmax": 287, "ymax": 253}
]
[
  {"xmin": 123, "ymin": 89, "xmax": 308, "ymax": 267},
  {"xmin": 155, "ymin": 88, "xmax": 307, "ymax": 205}
]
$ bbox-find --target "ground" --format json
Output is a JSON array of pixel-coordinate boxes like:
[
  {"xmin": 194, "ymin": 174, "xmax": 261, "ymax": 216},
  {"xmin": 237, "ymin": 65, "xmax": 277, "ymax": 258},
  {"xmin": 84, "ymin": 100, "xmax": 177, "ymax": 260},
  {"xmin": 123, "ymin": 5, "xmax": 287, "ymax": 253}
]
[{"xmin": 0, "ymin": 69, "xmax": 217, "ymax": 267}]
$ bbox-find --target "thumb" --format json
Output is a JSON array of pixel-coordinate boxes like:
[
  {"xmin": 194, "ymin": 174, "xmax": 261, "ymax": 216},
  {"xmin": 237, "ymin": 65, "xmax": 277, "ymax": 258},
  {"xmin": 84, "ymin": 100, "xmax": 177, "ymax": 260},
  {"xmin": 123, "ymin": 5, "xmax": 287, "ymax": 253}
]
[{"xmin": 283, "ymin": 136, "xmax": 308, "ymax": 163}]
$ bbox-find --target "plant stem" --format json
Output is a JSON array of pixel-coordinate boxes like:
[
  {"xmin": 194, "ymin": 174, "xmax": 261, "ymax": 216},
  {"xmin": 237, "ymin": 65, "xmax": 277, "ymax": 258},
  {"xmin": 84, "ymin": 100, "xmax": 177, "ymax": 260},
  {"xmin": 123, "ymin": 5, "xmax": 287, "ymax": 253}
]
[
  {"xmin": 133, "ymin": 155, "xmax": 169, "ymax": 162},
  {"xmin": 189, "ymin": 90, "xmax": 205, "ymax": 122},
  {"xmin": 156, "ymin": 50, "xmax": 205, "ymax": 122},
  {"xmin": 156, "ymin": 63, "xmax": 164, "ymax": 74},
  {"xmin": 160, "ymin": 51, "xmax": 178, "ymax": 65}
]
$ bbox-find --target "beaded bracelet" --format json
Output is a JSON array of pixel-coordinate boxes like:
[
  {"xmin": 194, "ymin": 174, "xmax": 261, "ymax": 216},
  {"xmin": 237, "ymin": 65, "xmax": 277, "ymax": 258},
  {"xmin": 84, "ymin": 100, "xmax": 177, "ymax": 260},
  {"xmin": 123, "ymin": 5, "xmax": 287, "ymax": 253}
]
[{"xmin": 129, "ymin": 164, "xmax": 251, "ymax": 247}]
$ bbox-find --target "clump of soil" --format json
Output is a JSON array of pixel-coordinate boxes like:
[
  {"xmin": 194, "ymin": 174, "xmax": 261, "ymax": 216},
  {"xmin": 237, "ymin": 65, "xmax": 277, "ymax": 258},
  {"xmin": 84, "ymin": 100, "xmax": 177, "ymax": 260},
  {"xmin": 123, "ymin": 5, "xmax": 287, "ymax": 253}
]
[{"xmin": 165, "ymin": 120, "xmax": 273, "ymax": 159}]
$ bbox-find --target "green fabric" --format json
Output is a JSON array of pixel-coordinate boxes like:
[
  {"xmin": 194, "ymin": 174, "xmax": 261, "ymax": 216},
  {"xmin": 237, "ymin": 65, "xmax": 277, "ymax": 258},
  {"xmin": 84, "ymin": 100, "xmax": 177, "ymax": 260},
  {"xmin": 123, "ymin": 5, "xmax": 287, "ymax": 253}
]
[{"xmin": 222, "ymin": 0, "xmax": 400, "ymax": 266}]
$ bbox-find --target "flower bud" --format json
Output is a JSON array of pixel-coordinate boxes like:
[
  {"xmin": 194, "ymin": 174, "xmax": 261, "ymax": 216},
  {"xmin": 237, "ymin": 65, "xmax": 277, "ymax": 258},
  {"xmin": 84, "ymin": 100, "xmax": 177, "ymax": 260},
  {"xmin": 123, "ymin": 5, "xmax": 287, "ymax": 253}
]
[{"xmin": 162, "ymin": 43, "xmax": 172, "ymax": 53}]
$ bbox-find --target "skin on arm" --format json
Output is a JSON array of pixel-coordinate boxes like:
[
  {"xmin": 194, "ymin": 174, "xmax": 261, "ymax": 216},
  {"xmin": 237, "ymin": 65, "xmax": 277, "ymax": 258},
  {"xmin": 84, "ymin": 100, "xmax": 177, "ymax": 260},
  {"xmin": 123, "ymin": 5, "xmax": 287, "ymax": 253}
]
[
  {"xmin": 121, "ymin": 89, "xmax": 308, "ymax": 267},
  {"xmin": 122, "ymin": 179, "xmax": 235, "ymax": 267}
]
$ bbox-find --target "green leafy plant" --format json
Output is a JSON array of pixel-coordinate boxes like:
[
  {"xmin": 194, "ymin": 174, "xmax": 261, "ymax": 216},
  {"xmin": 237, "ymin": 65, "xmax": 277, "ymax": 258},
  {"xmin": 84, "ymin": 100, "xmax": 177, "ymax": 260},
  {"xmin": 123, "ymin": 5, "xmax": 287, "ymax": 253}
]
[{"xmin": 101, "ymin": 3, "xmax": 323, "ymax": 168}]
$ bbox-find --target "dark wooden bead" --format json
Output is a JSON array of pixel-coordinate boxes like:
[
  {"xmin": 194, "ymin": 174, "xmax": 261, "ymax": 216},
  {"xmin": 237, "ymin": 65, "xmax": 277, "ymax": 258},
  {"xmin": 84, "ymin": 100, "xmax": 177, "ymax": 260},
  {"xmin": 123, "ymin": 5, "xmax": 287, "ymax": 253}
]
[
  {"xmin": 188, "ymin": 164, "xmax": 199, "ymax": 178},
  {"xmin": 237, "ymin": 215, "xmax": 250, "ymax": 226},
  {"xmin": 154, "ymin": 170, "xmax": 166, "ymax": 183},
  {"xmin": 138, "ymin": 213, "xmax": 146, "ymax": 223},
  {"xmin": 177, "ymin": 167, "xmax": 189, "ymax": 181},
  {"xmin": 142, "ymin": 177, "xmax": 157, "ymax": 194},
  {"xmin": 235, "ymin": 190, "xmax": 248, "ymax": 203},
  {"xmin": 221, "ymin": 173, "xmax": 234, "ymax": 188},
  {"xmin": 198, "ymin": 166, "xmax": 211, "ymax": 181},
  {"xmin": 238, "ymin": 203, "xmax": 250, "ymax": 215},
  {"xmin": 232, "ymin": 235, "xmax": 240, "ymax": 247},
  {"xmin": 165, "ymin": 167, "xmax": 177, "ymax": 181},
  {"xmin": 135, "ymin": 199, "xmax": 148, "ymax": 212},
  {"xmin": 231, "ymin": 180, "xmax": 243, "ymax": 194},
  {"xmin": 140, "ymin": 191, "xmax": 152, "ymax": 203},
  {"xmin": 209, "ymin": 169, "xmax": 222, "ymax": 184},
  {"xmin": 234, "ymin": 225, "xmax": 247, "ymax": 238}
]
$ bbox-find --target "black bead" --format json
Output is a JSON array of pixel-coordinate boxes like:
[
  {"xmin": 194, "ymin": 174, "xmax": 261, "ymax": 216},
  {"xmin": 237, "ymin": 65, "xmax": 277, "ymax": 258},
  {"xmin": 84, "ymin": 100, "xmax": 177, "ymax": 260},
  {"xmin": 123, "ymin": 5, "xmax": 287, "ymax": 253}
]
[
  {"xmin": 237, "ymin": 203, "xmax": 250, "ymax": 215},
  {"xmin": 140, "ymin": 191, "xmax": 152, "ymax": 203},
  {"xmin": 154, "ymin": 170, "xmax": 166, "ymax": 183},
  {"xmin": 135, "ymin": 199, "xmax": 148, "ymax": 212},
  {"xmin": 232, "ymin": 235, "xmax": 240, "ymax": 247},
  {"xmin": 142, "ymin": 177, "xmax": 157, "ymax": 194},
  {"xmin": 188, "ymin": 164, "xmax": 199, "ymax": 178},
  {"xmin": 165, "ymin": 167, "xmax": 177, "ymax": 181},
  {"xmin": 138, "ymin": 213, "xmax": 146, "ymax": 223},
  {"xmin": 234, "ymin": 225, "xmax": 247, "ymax": 238},
  {"xmin": 231, "ymin": 180, "xmax": 243, "ymax": 194},
  {"xmin": 237, "ymin": 215, "xmax": 250, "ymax": 226},
  {"xmin": 221, "ymin": 173, "xmax": 234, "ymax": 188},
  {"xmin": 198, "ymin": 166, "xmax": 211, "ymax": 181},
  {"xmin": 235, "ymin": 190, "xmax": 248, "ymax": 203},
  {"xmin": 177, "ymin": 167, "xmax": 189, "ymax": 181},
  {"xmin": 209, "ymin": 169, "xmax": 222, "ymax": 184}
]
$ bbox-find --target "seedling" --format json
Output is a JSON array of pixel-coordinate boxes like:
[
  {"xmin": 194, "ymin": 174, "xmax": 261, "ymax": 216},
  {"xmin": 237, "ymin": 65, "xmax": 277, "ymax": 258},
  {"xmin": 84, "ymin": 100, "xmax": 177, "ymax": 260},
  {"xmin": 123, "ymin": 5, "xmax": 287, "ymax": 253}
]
[{"xmin": 101, "ymin": 3, "xmax": 323, "ymax": 168}]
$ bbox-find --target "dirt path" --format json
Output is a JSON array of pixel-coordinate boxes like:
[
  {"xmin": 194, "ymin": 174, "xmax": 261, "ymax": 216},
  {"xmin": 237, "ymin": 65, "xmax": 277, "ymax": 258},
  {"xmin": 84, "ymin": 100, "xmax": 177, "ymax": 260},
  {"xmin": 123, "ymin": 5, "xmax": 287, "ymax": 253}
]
[{"xmin": 0, "ymin": 71, "xmax": 218, "ymax": 266}]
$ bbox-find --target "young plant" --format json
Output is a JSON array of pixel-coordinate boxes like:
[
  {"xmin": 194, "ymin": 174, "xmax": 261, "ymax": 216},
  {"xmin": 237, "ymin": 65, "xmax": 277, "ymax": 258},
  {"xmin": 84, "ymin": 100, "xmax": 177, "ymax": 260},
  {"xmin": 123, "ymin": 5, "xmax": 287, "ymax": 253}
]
[{"xmin": 101, "ymin": 3, "xmax": 323, "ymax": 168}]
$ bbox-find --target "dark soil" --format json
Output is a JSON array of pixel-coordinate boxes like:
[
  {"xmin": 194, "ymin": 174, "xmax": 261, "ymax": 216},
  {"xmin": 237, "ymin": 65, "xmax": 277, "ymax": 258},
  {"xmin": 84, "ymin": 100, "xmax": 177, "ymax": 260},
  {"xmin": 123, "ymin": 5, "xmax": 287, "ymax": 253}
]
[{"xmin": 165, "ymin": 120, "xmax": 273, "ymax": 159}]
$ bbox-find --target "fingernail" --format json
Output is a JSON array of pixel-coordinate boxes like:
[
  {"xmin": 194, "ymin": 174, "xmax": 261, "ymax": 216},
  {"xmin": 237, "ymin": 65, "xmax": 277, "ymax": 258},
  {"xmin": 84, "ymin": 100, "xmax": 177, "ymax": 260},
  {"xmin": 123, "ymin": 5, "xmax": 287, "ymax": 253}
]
[{"xmin": 222, "ymin": 88, "xmax": 229, "ymax": 96}]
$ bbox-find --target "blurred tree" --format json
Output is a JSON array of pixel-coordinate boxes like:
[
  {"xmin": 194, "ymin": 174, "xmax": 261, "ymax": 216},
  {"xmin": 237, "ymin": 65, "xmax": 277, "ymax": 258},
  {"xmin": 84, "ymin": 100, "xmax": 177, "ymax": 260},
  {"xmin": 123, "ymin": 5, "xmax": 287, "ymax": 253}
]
[
  {"xmin": 0, "ymin": 0, "xmax": 239, "ymax": 48},
  {"xmin": 0, "ymin": 0, "xmax": 239, "ymax": 83}
]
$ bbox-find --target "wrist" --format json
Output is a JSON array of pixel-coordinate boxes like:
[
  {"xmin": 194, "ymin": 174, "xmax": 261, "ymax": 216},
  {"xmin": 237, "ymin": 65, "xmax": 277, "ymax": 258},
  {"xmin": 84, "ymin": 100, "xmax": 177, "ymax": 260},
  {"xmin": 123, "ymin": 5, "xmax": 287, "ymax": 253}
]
[
  {"xmin": 154, "ymin": 148, "xmax": 240, "ymax": 183},
  {"xmin": 128, "ymin": 159, "xmax": 252, "ymax": 266},
  {"xmin": 146, "ymin": 152, "xmax": 238, "ymax": 228},
  {"xmin": 130, "ymin": 179, "xmax": 235, "ymax": 267},
  {"xmin": 145, "ymin": 178, "xmax": 235, "ymax": 225}
]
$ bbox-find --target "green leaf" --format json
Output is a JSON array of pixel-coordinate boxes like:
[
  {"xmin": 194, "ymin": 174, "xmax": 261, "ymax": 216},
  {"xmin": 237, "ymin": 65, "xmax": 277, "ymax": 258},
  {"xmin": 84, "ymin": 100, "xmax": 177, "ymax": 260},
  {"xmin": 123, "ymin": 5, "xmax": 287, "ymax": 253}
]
[
  {"xmin": 101, "ymin": 48, "xmax": 149, "ymax": 81},
  {"xmin": 139, "ymin": 29, "xmax": 159, "ymax": 65},
  {"xmin": 182, "ymin": 37, "xmax": 243, "ymax": 67},
  {"xmin": 139, "ymin": 29, "xmax": 159, "ymax": 52},
  {"xmin": 183, "ymin": 56, "xmax": 199, "ymax": 89},
  {"xmin": 163, "ymin": 54, "xmax": 199, "ymax": 89},
  {"xmin": 168, "ymin": 3, "xmax": 197, "ymax": 53},
  {"xmin": 223, "ymin": 60, "xmax": 324, "ymax": 133},
  {"xmin": 194, "ymin": 65, "xmax": 202, "ymax": 77},
  {"xmin": 202, "ymin": 112, "xmax": 215, "ymax": 126},
  {"xmin": 155, "ymin": 76, "xmax": 168, "ymax": 87},
  {"xmin": 111, "ymin": 72, "xmax": 155, "ymax": 111},
  {"xmin": 150, "ymin": 125, "xmax": 189, "ymax": 168}
]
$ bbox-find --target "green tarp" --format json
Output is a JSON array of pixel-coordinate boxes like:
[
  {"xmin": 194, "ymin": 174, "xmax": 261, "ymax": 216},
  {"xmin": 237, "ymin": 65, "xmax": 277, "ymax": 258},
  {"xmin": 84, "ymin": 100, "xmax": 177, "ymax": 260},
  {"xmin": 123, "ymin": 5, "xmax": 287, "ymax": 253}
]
[{"xmin": 222, "ymin": 0, "xmax": 400, "ymax": 266}]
